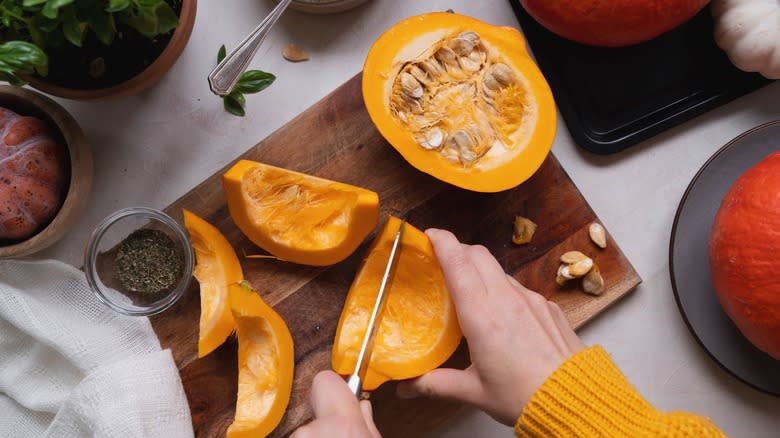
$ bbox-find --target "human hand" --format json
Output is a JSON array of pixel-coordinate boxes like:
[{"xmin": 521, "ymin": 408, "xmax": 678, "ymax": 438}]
[
  {"xmin": 291, "ymin": 370, "xmax": 381, "ymax": 438},
  {"xmin": 397, "ymin": 229, "xmax": 585, "ymax": 426}
]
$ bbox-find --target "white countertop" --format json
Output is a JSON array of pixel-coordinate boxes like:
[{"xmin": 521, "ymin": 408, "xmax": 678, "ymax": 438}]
[{"xmin": 36, "ymin": 0, "xmax": 780, "ymax": 436}]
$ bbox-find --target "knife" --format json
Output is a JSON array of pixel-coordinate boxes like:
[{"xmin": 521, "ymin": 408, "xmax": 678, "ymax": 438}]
[{"xmin": 346, "ymin": 219, "xmax": 406, "ymax": 398}]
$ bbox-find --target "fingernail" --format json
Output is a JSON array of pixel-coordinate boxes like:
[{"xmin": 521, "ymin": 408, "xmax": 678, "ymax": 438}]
[{"xmin": 425, "ymin": 228, "xmax": 440, "ymax": 238}]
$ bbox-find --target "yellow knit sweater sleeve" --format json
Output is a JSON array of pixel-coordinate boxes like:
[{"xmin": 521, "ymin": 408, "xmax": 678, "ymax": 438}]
[{"xmin": 515, "ymin": 346, "xmax": 727, "ymax": 438}]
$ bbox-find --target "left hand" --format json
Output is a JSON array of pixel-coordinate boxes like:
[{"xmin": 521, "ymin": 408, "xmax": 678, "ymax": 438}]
[{"xmin": 291, "ymin": 370, "xmax": 381, "ymax": 438}]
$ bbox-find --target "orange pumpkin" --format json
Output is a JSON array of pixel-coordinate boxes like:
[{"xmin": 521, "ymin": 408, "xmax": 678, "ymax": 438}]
[
  {"xmin": 708, "ymin": 151, "xmax": 780, "ymax": 360},
  {"xmin": 223, "ymin": 159, "xmax": 379, "ymax": 266},
  {"xmin": 362, "ymin": 12, "xmax": 556, "ymax": 193},
  {"xmin": 332, "ymin": 216, "xmax": 462, "ymax": 390},
  {"xmin": 519, "ymin": 0, "xmax": 710, "ymax": 47},
  {"xmin": 0, "ymin": 107, "xmax": 68, "ymax": 240}
]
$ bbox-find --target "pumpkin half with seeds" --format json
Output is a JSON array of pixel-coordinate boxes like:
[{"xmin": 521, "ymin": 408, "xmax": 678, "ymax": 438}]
[{"xmin": 362, "ymin": 12, "xmax": 556, "ymax": 192}]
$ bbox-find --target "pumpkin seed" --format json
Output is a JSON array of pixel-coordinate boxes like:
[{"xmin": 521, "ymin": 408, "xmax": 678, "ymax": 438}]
[
  {"xmin": 583, "ymin": 264, "xmax": 605, "ymax": 295},
  {"xmin": 388, "ymin": 30, "xmax": 526, "ymax": 167},
  {"xmin": 560, "ymin": 250, "xmax": 588, "ymax": 264},
  {"xmin": 512, "ymin": 215, "xmax": 537, "ymax": 245},
  {"xmin": 589, "ymin": 222, "xmax": 607, "ymax": 249},
  {"xmin": 568, "ymin": 257, "xmax": 594, "ymax": 277},
  {"xmin": 282, "ymin": 43, "xmax": 309, "ymax": 62}
]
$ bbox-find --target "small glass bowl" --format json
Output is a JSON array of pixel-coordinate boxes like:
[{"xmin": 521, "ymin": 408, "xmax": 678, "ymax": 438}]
[{"xmin": 84, "ymin": 207, "xmax": 193, "ymax": 316}]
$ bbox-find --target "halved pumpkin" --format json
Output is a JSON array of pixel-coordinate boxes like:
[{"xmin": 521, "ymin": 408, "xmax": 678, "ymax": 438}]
[
  {"xmin": 182, "ymin": 209, "xmax": 238, "ymax": 358},
  {"xmin": 223, "ymin": 160, "xmax": 380, "ymax": 266},
  {"xmin": 332, "ymin": 216, "xmax": 462, "ymax": 390},
  {"xmin": 227, "ymin": 280, "xmax": 294, "ymax": 438},
  {"xmin": 363, "ymin": 12, "xmax": 556, "ymax": 193}
]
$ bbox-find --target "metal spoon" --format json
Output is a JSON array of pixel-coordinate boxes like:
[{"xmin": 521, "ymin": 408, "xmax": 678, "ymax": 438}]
[{"xmin": 208, "ymin": 0, "xmax": 293, "ymax": 97}]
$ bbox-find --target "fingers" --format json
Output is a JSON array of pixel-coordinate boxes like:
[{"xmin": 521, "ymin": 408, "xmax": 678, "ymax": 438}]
[
  {"xmin": 310, "ymin": 370, "xmax": 362, "ymax": 419},
  {"xmin": 396, "ymin": 367, "xmax": 482, "ymax": 406},
  {"xmin": 359, "ymin": 400, "xmax": 381, "ymax": 438},
  {"xmin": 463, "ymin": 244, "xmax": 514, "ymax": 297},
  {"xmin": 426, "ymin": 229, "xmax": 487, "ymax": 328}
]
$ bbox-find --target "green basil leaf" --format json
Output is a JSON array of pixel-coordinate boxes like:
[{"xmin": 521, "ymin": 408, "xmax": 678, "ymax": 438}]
[
  {"xmin": 32, "ymin": 15, "xmax": 61, "ymax": 33},
  {"xmin": 0, "ymin": 71, "xmax": 26, "ymax": 86},
  {"xmin": 217, "ymin": 44, "xmax": 226, "ymax": 64},
  {"xmin": 27, "ymin": 22, "xmax": 47, "ymax": 48},
  {"xmin": 60, "ymin": 5, "xmax": 85, "ymax": 47},
  {"xmin": 136, "ymin": 0, "xmax": 164, "ymax": 6},
  {"xmin": 23, "ymin": 0, "xmax": 48, "ymax": 7},
  {"xmin": 153, "ymin": 3, "xmax": 178, "ymax": 34},
  {"xmin": 87, "ymin": 9, "xmax": 116, "ymax": 45},
  {"xmin": 234, "ymin": 70, "xmax": 275, "ymax": 94},
  {"xmin": 106, "ymin": 0, "xmax": 131, "ymax": 13},
  {"xmin": 42, "ymin": 0, "xmax": 74, "ymax": 18},
  {"xmin": 0, "ymin": 41, "xmax": 48, "ymax": 76},
  {"xmin": 223, "ymin": 92, "xmax": 246, "ymax": 117}
]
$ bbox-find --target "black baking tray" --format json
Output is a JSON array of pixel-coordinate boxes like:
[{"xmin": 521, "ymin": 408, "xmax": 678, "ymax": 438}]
[{"xmin": 508, "ymin": 1, "xmax": 774, "ymax": 154}]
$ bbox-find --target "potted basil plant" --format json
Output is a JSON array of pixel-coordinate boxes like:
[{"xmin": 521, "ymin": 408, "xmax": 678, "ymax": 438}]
[{"xmin": 0, "ymin": 0, "xmax": 196, "ymax": 101}]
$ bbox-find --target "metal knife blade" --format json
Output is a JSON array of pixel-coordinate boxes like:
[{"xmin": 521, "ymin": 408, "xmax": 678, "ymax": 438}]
[{"xmin": 346, "ymin": 219, "xmax": 405, "ymax": 398}]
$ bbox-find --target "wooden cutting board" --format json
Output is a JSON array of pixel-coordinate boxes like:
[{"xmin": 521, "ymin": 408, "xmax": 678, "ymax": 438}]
[{"xmin": 152, "ymin": 74, "xmax": 641, "ymax": 437}]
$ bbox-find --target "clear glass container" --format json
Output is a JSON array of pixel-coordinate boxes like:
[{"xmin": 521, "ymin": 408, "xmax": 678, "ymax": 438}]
[{"xmin": 84, "ymin": 207, "xmax": 193, "ymax": 316}]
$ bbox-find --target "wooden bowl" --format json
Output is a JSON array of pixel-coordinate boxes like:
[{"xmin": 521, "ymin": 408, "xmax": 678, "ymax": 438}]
[
  {"xmin": 25, "ymin": 0, "xmax": 197, "ymax": 101},
  {"xmin": 0, "ymin": 86, "xmax": 93, "ymax": 258}
]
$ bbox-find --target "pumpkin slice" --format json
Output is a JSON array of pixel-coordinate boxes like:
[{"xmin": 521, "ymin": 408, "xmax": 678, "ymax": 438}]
[
  {"xmin": 332, "ymin": 216, "xmax": 462, "ymax": 390},
  {"xmin": 363, "ymin": 12, "xmax": 556, "ymax": 192},
  {"xmin": 182, "ymin": 209, "xmax": 238, "ymax": 358},
  {"xmin": 223, "ymin": 160, "xmax": 380, "ymax": 266},
  {"xmin": 227, "ymin": 280, "xmax": 294, "ymax": 438}
]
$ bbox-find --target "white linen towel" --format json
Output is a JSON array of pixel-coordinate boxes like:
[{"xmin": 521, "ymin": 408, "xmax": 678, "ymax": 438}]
[{"xmin": 0, "ymin": 259, "xmax": 193, "ymax": 438}]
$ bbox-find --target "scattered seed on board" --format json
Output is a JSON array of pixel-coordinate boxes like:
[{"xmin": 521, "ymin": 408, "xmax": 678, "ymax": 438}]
[
  {"xmin": 589, "ymin": 222, "xmax": 607, "ymax": 249},
  {"xmin": 282, "ymin": 43, "xmax": 309, "ymax": 62},
  {"xmin": 512, "ymin": 216, "xmax": 537, "ymax": 245}
]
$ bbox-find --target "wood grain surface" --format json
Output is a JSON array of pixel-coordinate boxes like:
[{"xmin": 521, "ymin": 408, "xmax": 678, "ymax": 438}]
[{"xmin": 152, "ymin": 74, "xmax": 641, "ymax": 437}]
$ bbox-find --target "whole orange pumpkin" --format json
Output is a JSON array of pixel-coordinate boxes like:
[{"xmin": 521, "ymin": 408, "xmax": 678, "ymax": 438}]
[
  {"xmin": 708, "ymin": 151, "xmax": 780, "ymax": 360},
  {"xmin": 519, "ymin": 0, "xmax": 710, "ymax": 47},
  {"xmin": 0, "ymin": 108, "xmax": 68, "ymax": 241}
]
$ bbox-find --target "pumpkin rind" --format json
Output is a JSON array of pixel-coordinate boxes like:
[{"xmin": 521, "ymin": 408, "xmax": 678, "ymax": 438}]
[
  {"xmin": 332, "ymin": 216, "xmax": 463, "ymax": 390},
  {"xmin": 712, "ymin": 0, "xmax": 780, "ymax": 80},
  {"xmin": 520, "ymin": 0, "xmax": 710, "ymax": 47},
  {"xmin": 0, "ymin": 107, "xmax": 68, "ymax": 241},
  {"xmin": 708, "ymin": 151, "xmax": 780, "ymax": 360},
  {"xmin": 362, "ymin": 12, "xmax": 556, "ymax": 193},
  {"xmin": 223, "ymin": 160, "xmax": 380, "ymax": 266}
]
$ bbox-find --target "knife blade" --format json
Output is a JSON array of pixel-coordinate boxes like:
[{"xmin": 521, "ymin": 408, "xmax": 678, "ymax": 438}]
[{"xmin": 346, "ymin": 218, "xmax": 405, "ymax": 398}]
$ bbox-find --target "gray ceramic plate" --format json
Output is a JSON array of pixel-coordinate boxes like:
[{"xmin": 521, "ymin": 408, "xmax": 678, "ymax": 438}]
[{"xmin": 670, "ymin": 120, "xmax": 780, "ymax": 396}]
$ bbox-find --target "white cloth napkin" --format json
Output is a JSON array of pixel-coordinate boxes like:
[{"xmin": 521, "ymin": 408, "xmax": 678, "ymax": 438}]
[{"xmin": 0, "ymin": 259, "xmax": 193, "ymax": 438}]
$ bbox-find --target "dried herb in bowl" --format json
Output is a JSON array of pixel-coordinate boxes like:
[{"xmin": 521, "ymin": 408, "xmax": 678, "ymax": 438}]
[{"xmin": 115, "ymin": 229, "xmax": 183, "ymax": 294}]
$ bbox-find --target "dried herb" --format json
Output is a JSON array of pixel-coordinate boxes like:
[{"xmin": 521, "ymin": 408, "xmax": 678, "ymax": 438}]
[{"xmin": 115, "ymin": 228, "xmax": 182, "ymax": 294}]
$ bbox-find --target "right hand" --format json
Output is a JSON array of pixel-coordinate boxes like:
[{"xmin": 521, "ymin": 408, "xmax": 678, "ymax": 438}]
[{"xmin": 397, "ymin": 228, "xmax": 585, "ymax": 426}]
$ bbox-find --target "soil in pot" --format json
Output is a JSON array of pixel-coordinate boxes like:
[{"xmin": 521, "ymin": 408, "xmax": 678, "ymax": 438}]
[{"xmin": 43, "ymin": 0, "xmax": 182, "ymax": 90}]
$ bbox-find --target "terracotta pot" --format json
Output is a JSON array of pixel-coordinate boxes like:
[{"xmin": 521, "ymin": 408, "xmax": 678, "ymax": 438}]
[
  {"xmin": 0, "ymin": 86, "xmax": 93, "ymax": 257},
  {"xmin": 27, "ymin": 0, "xmax": 197, "ymax": 101}
]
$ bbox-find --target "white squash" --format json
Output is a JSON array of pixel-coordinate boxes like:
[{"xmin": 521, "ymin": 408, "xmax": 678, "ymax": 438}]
[{"xmin": 712, "ymin": 0, "xmax": 780, "ymax": 80}]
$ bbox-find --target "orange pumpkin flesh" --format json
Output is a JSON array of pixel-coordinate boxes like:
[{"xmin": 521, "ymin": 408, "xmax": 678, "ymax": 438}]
[
  {"xmin": 708, "ymin": 151, "xmax": 780, "ymax": 360},
  {"xmin": 183, "ymin": 210, "xmax": 294, "ymax": 436},
  {"xmin": 332, "ymin": 216, "xmax": 462, "ymax": 390},
  {"xmin": 182, "ymin": 209, "xmax": 238, "ymax": 358},
  {"xmin": 519, "ymin": 0, "xmax": 710, "ymax": 47},
  {"xmin": 223, "ymin": 160, "xmax": 380, "ymax": 266},
  {"xmin": 362, "ymin": 12, "xmax": 556, "ymax": 193}
]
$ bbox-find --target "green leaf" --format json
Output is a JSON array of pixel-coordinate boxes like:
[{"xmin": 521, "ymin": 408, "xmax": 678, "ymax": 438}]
[
  {"xmin": 23, "ymin": 0, "xmax": 48, "ymax": 6},
  {"xmin": 153, "ymin": 3, "xmax": 178, "ymax": 34},
  {"xmin": 41, "ymin": 0, "xmax": 74, "ymax": 19},
  {"xmin": 60, "ymin": 5, "xmax": 85, "ymax": 47},
  {"xmin": 223, "ymin": 92, "xmax": 246, "ymax": 117},
  {"xmin": 106, "ymin": 0, "xmax": 131, "ymax": 13},
  {"xmin": 234, "ymin": 70, "xmax": 275, "ymax": 94},
  {"xmin": 0, "ymin": 71, "xmax": 26, "ymax": 86},
  {"xmin": 217, "ymin": 44, "xmax": 226, "ymax": 64},
  {"xmin": 0, "ymin": 41, "xmax": 48, "ymax": 82},
  {"xmin": 87, "ymin": 9, "xmax": 116, "ymax": 45},
  {"xmin": 32, "ymin": 15, "xmax": 61, "ymax": 33}
]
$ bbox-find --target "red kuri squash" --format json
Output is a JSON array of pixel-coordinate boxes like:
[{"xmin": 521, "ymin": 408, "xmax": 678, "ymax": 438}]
[
  {"xmin": 519, "ymin": 0, "xmax": 710, "ymax": 47},
  {"xmin": 708, "ymin": 151, "xmax": 780, "ymax": 360}
]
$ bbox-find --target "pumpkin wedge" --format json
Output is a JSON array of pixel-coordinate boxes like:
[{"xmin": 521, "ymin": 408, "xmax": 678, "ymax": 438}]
[
  {"xmin": 362, "ymin": 12, "xmax": 556, "ymax": 192},
  {"xmin": 332, "ymin": 216, "xmax": 462, "ymax": 390},
  {"xmin": 223, "ymin": 160, "xmax": 380, "ymax": 266},
  {"xmin": 227, "ymin": 280, "xmax": 294, "ymax": 438},
  {"xmin": 182, "ymin": 209, "xmax": 238, "ymax": 358}
]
